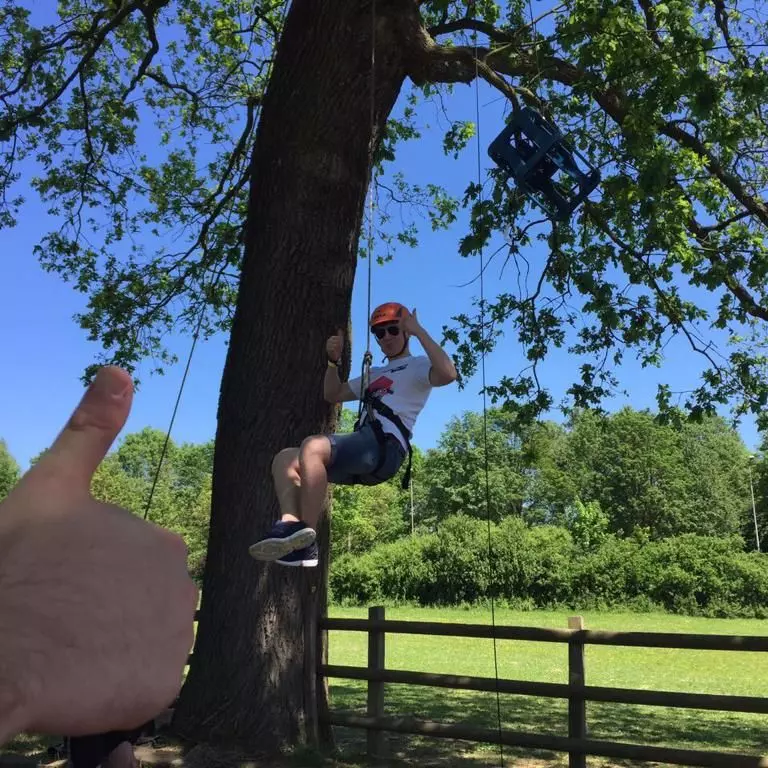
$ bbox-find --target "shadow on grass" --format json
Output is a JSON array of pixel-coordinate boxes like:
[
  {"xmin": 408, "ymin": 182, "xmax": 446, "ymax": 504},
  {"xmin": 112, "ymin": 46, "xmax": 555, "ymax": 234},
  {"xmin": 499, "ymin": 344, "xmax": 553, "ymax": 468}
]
[
  {"xmin": 328, "ymin": 680, "xmax": 768, "ymax": 767},
  {"xmin": 0, "ymin": 732, "xmax": 63, "ymax": 765},
  {"xmin": 4, "ymin": 686, "xmax": 766, "ymax": 768}
]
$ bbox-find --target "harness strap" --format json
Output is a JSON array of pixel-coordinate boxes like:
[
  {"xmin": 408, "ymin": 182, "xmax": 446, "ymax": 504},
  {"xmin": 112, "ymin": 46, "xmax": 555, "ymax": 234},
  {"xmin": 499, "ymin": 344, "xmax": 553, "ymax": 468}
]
[{"xmin": 355, "ymin": 393, "xmax": 413, "ymax": 490}]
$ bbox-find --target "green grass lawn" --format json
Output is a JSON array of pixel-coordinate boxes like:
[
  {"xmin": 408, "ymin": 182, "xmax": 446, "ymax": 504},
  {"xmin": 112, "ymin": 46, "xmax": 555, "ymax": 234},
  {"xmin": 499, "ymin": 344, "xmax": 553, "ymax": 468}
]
[
  {"xmin": 4, "ymin": 606, "xmax": 767, "ymax": 767},
  {"xmin": 325, "ymin": 605, "xmax": 768, "ymax": 766}
]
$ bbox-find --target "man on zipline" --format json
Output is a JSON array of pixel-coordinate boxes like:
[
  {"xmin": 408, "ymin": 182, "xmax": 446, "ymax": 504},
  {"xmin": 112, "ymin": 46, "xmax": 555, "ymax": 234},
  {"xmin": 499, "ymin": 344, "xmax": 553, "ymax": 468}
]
[{"xmin": 248, "ymin": 301, "xmax": 458, "ymax": 567}]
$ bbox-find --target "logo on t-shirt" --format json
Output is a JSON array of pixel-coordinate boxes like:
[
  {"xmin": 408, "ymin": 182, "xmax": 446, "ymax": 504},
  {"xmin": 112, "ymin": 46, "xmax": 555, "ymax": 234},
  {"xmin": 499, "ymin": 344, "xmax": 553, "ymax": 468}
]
[{"xmin": 368, "ymin": 375, "xmax": 394, "ymax": 397}]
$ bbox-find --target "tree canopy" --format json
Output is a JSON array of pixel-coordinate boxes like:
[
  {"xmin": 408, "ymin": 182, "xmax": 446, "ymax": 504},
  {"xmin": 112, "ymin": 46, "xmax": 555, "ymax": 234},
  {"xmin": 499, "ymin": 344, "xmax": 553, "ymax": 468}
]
[
  {"xmin": 2, "ymin": 0, "xmax": 767, "ymax": 423},
  {"xmin": 526, "ymin": 406, "xmax": 751, "ymax": 537}
]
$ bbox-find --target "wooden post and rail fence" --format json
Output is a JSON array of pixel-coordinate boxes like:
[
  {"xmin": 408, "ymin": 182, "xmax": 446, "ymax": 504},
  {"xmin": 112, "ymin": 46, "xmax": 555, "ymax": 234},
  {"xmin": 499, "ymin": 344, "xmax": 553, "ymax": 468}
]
[{"xmin": 186, "ymin": 607, "xmax": 768, "ymax": 767}]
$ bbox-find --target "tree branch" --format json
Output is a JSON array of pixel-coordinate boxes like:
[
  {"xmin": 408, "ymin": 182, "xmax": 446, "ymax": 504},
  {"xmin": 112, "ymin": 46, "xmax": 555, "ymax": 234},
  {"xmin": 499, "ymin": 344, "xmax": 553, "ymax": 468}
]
[
  {"xmin": 664, "ymin": 121, "xmax": 768, "ymax": 226},
  {"xmin": 699, "ymin": 210, "xmax": 753, "ymax": 234},
  {"xmin": 720, "ymin": 270, "xmax": 768, "ymax": 322},
  {"xmin": 10, "ymin": 1, "xmax": 171, "ymax": 128},
  {"xmin": 233, "ymin": 7, "xmax": 280, "ymax": 40},
  {"xmin": 685, "ymin": 215, "xmax": 768, "ymax": 323},
  {"xmin": 712, "ymin": 0, "xmax": 749, "ymax": 67},
  {"xmin": 405, "ymin": 35, "xmax": 538, "ymax": 109},
  {"xmin": 145, "ymin": 70, "xmax": 203, "ymax": 107},
  {"xmin": 0, "ymin": 11, "xmax": 108, "ymax": 100},
  {"xmin": 636, "ymin": 0, "xmax": 664, "ymax": 49},
  {"xmin": 584, "ymin": 202, "xmax": 725, "ymax": 372},
  {"xmin": 122, "ymin": 1, "xmax": 162, "ymax": 99},
  {"xmin": 417, "ymin": 32, "xmax": 768, "ymax": 227},
  {"xmin": 427, "ymin": 18, "xmax": 512, "ymax": 43}
]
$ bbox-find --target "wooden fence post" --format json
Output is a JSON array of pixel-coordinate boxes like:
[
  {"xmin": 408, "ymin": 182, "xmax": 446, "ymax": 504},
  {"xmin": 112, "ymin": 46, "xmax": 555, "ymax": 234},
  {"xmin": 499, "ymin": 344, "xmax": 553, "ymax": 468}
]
[
  {"xmin": 568, "ymin": 616, "xmax": 587, "ymax": 768},
  {"xmin": 367, "ymin": 605, "xmax": 386, "ymax": 760}
]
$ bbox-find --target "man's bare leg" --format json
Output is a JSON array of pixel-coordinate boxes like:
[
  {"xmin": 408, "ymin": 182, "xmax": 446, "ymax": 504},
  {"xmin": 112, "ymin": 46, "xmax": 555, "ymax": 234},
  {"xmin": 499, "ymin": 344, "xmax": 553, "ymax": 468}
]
[
  {"xmin": 296, "ymin": 435, "xmax": 332, "ymax": 531},
  {"xmin": 248, "ymin": 444, "xmax": 319, "ymax": 561},
  {"xmin": 271, "ymin": 447, "xmax": 300, "ymax": 521}
]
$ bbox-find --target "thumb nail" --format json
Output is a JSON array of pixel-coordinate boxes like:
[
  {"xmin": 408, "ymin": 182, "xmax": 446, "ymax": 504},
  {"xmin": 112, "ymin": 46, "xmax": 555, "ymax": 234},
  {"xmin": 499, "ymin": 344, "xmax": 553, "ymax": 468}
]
[{"xmin": 91, "ymin": 366, "xmax": 133, "ymax": 401}]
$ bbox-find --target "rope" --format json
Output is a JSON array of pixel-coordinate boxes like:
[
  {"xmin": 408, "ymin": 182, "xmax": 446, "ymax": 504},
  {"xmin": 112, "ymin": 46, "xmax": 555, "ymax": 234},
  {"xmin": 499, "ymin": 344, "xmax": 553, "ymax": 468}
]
[
  {"xmin": 358, "ymin": 0, "xmax": 377, "ymax": 421},
  {"xmin": 528, "ymin": 0, "xmax": 542, "ymax": 98},
  {"xmin": 143, "ymin": 300, "xmax": 207, "ymax": 520},
  {"xmin": 472, "ymin": 10, "xmax": 505, "ymax": 766},
  {"xmin": 142, "ymin": 1, "xmax": 293, "ymax": 521}
]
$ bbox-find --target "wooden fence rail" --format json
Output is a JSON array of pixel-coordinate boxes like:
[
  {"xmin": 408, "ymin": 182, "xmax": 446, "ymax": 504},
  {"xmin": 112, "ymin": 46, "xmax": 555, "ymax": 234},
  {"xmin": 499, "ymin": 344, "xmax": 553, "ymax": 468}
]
[{"xmin": 317, "ymin": 606, "xmax": 768, "ymax": 768}]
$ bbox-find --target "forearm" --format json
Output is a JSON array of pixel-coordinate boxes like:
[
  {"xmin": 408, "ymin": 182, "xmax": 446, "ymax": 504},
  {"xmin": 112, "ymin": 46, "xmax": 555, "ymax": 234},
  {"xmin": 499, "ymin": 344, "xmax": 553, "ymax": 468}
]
[
  {"xmin": 414, "ymin": 328, "xmax": 457, "ymax": 382},
  {"xmin": 323, "ymin": 363, "xmax": 343, "ymax": 402}
]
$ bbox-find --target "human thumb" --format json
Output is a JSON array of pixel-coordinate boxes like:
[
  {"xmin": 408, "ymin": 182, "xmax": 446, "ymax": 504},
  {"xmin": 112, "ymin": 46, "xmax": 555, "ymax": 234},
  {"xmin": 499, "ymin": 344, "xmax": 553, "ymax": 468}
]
[{"xmin": 22, "ymin": 366, "xmax": 134, "ymax": 495}]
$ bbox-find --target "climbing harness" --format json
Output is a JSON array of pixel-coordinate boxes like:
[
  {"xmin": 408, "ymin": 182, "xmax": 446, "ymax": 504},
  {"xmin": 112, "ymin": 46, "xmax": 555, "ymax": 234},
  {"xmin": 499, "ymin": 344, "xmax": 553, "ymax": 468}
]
[
  {"xmin": 353, "ymin": 385, "xmax": 414, "ymax": 489},
  {"xmin": 488, "ymin": 106, "xmax": 600, "ymax": 221}
]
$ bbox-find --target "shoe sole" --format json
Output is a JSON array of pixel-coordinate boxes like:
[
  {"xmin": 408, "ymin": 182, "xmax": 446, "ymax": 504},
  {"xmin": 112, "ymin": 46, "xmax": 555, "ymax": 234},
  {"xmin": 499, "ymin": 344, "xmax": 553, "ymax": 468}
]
[
  {"xmin": 276, "ymin": 557, "xmax": 319, "ymax": 568},
  {"xmin": 248, "ymin": 528, "xmax": 316, "ymax": 561}
]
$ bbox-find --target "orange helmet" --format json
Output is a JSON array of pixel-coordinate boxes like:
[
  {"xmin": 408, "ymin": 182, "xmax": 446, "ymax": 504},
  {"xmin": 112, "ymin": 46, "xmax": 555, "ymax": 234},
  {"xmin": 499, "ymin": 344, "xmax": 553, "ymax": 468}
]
[{"xmin": 369, "ymin": 302, "xmax": 407, "ymax": 327}]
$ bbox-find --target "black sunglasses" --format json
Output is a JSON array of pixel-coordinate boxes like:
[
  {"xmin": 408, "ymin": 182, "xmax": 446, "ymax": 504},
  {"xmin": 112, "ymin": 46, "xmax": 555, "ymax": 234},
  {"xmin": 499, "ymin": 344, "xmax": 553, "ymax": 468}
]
[{"xmin": 372, "ymin": 325, "xmax": 400, "ymax": 340}]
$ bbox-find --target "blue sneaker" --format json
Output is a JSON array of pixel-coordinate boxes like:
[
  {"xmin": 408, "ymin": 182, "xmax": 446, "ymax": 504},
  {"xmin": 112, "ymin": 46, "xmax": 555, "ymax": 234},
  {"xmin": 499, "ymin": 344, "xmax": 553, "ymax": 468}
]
[
  {"xmin": 277, "ymin": 541, "xmax": 319, "ymax": 568},
  {"xmin": 248, "ymin": 520, "xmax": 316, "ymax": 562}
]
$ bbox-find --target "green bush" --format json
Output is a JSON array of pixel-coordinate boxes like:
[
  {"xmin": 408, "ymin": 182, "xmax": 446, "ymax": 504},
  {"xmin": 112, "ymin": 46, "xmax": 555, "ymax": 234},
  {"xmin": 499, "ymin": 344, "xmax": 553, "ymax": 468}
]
[
  {"xmin": 525, "ymin": 525, "xmax": 576, "ymax": 607},
  {"xmin": 328, "ymin": 516, "xmax": 768, "ymax": 618},
  {"xmin": 372, "ymin": 536, "xmax": 433, "ymax": 603},
  {"xmin": 329, "ymin": 552, "xmax": 381, "ymax": 604},
  {"xmin": 419, "ymin": 517, "xmax": 492, "ymax": 604},
  {"xmin": 570, "ymin": 535, "xmax": 639, "ymax": 607}
]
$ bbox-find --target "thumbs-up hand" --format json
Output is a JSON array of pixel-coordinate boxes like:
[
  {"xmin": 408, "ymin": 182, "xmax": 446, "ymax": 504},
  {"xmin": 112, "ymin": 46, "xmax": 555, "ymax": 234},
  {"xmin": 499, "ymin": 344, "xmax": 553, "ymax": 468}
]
[
  {"xmin": 0, "ymin": 366, "xmax": 198, "ymax": 744},
  {"xmin": 400, "ymin": 307, "xmax": 423, "ymax": 336},
  {"xmin": 326, "ymin": 329, "xmax": 344, "ymax": 363}
]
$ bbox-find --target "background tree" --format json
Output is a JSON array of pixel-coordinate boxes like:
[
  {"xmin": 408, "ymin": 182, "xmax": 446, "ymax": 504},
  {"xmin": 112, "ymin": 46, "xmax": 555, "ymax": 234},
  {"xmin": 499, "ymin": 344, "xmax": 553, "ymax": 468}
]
[
  {"xmin": 592, "ymin": 407, "xmax": 694, "ymax": 537},
  {"xmin": 0, "ymin": 439, "xmax": 21, "ymax": 501},
  {"xmin": 567, "ymin": 498, "xmax": 609, "ymax": 552},
  {"xmin": 524, "ymin": 414, "xmax": 602, "ymax": 526},
  {"xmin": 420, "ymin": 409, "xmax": 528, "ymax": 526},
  {"xmin": 677, "ymin": 414, "xmax": 753, "ymax": 538},
  {"xmin": 527, "ymin": 407, "xmax": 751, "ymax": 537},
  {"xmin": 87, "ymin": 428, "xmax": 213, "ymax": 574},
  {"xmin": 90, "ymin": 452, "xmax": 147, "ymax": 513},
  {"xmin": 2, "ymin": 0, "xmax": 767, "ymax": 754},
  {"xmin": 746, "ymin": 449, "xmax": 768, "ymax": 550},
  {"xmin": 331, "ymin": 480, "xmax": 407, "ymax": 554}
]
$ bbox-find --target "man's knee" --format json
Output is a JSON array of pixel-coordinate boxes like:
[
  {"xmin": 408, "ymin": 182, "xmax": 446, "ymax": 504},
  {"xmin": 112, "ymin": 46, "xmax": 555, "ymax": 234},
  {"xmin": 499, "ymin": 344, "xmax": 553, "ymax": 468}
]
[{"xmin": 300, "ymin": 434, "xmax": 331, "ymax": 463}]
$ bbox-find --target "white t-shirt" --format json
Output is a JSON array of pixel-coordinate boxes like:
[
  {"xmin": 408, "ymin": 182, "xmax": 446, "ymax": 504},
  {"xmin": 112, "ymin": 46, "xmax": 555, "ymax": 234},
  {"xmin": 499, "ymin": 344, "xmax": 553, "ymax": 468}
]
[{"xmin": 347, "ymin": 354, "xmax": 433, "ymax": 451}]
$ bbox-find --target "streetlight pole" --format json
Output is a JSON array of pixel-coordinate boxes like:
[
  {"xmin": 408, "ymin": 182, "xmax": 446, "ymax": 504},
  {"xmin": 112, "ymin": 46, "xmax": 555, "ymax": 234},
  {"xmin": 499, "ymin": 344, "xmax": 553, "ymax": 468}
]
[{"xmin": 748, "ymin": 455, "xmax": 761, "ymax": 553}]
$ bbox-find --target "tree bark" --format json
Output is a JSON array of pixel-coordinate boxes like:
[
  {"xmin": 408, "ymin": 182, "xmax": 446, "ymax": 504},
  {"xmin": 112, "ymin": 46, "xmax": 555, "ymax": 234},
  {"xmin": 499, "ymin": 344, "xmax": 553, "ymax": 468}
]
[{"xmin": 171, "ymin": 0, "xmax": 414, "ymax": 754}]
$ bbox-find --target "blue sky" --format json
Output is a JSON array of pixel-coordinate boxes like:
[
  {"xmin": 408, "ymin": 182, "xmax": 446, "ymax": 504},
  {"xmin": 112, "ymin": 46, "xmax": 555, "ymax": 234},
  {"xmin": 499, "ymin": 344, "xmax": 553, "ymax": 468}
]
[{"xmin": 1, "ymin": 4, "xmax": 761, "ymax": 472}]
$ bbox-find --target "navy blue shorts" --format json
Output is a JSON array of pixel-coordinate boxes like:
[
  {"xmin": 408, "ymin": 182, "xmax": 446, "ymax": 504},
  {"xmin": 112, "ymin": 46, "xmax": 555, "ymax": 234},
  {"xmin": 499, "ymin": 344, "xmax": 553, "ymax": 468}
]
[{"xmin": 327, "ymin": 423, "xmax": 406, "ymax": 485}]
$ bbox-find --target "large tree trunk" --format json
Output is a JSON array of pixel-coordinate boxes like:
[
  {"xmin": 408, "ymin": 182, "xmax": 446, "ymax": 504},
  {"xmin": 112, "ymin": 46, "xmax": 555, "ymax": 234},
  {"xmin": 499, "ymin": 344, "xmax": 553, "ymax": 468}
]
[{"xmin": 172, "ymin": 0, "xmax": 418, "ymax": 754}]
